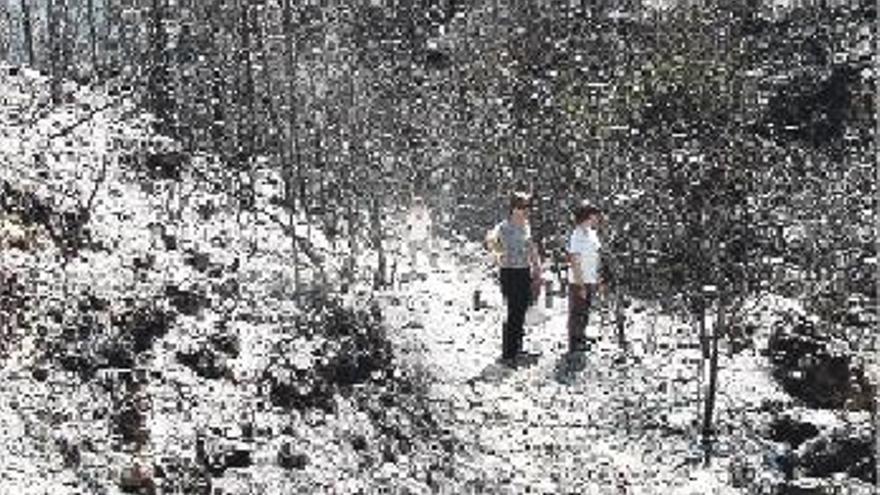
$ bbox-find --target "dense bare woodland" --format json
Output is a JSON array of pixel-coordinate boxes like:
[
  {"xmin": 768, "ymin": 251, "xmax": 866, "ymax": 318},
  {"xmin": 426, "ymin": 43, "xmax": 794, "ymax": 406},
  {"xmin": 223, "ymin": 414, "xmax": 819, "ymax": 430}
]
[{"xmin": 0, "ymin": 0, "xmax": 876, "ymax": 493}]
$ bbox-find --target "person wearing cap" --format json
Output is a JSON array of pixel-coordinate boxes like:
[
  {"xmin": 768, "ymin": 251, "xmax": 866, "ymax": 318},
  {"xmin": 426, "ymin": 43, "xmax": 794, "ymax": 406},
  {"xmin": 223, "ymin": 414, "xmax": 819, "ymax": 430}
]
[
  {"xmin": 567, "ymin": 202, "xmax": 605, "ymax": 353},
  {"xmin": 485, "ymin": 191, "xmax": 542, "ymax": 366}
]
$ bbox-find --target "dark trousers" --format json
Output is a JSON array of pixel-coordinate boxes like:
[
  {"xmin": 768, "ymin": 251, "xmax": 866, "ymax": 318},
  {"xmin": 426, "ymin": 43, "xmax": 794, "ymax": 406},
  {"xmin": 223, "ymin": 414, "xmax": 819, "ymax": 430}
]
[
  {"xmin": 567, "ymin": 284, "xmax": 595, "ymax": 351},
  {"xmin": 500, "ymin": 268, "xmax": 531, "ymax": 359}
]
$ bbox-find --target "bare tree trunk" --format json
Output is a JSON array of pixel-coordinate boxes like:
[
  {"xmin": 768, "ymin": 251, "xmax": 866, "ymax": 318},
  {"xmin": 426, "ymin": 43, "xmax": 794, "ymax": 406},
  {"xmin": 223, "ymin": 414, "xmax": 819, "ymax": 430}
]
[
  {"xmin": 0, "ymin": 7, "xmax": 6, "ymax": 62},
  {"xmin": 701, "ymin": 291, "xmax": 723, "ymax": 465},
  {"xmin": 104, "ymin": 0, "xmax": 118, "ymax": 81},
  {"xmin": 20, "ymin": 0, "xmax": 34, "ymax": 66},
  {"xmin": 148, "ymin": 0, "xmax": 173, "ymax": 135},
  {"xmin": 208, "ymin": 0, "xmax": 225, "ymax": 153},
  {"xmin": 47, "ymin": 0, "xmax": 65, "ymax": 104},
  {"xmin": 370, "ymin": 194, "xmax": 387, "ymax": 289},
  {"xmin": 87, "ymin": 0, "xmax": 98, "ymax": 80},
  {"xmin": 280, "ymin": 0, "xmax": 301, "ymax": 299},
  {"xmin": 237, "ymin": 0, "xmax": 255, "ymax": 167}
]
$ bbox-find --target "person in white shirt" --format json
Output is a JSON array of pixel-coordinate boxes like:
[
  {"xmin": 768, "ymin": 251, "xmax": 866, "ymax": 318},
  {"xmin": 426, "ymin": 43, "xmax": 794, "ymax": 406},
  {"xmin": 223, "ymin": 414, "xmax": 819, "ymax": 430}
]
[
  {"xmin": 405, "ymin": 196, "xmax": 433, "ymax": 271},
  {"xmin": 567, "ymin": 202, "xmax": 605, "ymax": 353}
]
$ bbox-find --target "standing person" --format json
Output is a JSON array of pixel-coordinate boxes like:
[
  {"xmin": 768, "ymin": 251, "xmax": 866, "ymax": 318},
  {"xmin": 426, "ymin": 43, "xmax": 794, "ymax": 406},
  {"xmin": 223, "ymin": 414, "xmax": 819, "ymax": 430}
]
[
  {"xmin": 567, "ymin": 202, "xmax": 605, "ymax": 354},
  {"xmin": 486, "ymin": 192, "xmax": 542, "ymax": 366},
  {"xmin": 406, "ymin": 196, "xmax": 433, "ymax": 273}
]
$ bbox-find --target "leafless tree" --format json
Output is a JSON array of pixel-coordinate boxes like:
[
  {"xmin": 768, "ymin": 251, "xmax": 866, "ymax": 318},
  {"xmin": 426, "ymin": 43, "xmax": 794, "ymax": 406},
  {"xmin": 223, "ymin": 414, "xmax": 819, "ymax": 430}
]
[
  {"xmin": 19, "ymin": 0, "xmax": 36, "ymax": 66},
  {"xmin": 47, "ymin": 0, "xmax": 68, "ymax": 104}
]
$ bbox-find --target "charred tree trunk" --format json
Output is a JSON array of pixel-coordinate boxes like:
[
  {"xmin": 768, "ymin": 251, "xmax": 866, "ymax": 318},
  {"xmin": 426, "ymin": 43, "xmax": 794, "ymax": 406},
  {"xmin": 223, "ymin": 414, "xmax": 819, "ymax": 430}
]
[
  {"xmin": 148, "ymin": 0, "xmax": 173, "ymax": 135},
  {"xmin": 87, "ymin": 0, "xmax": 98, "ymax": 80},
  {"xmin": 237, "ymin": 0, "xmax": 256, "ymax": 169},
  {"xmin": 280, "ymin": 0, "xmax": 301, "ymax": 299},
  {"xmin": 47, "ymin": 0, "xmax": 66, "ymax": 105},
  {"xmin": 20, "ymin": 0, "xmax": 34, "ymax": 67},
  {"xmin": 208, "ymin": 0, "xmax": 225, "ymax": 153},
  {"xmin": 370, "ymin": 193, "xmax": 387, "ymax": 289}
]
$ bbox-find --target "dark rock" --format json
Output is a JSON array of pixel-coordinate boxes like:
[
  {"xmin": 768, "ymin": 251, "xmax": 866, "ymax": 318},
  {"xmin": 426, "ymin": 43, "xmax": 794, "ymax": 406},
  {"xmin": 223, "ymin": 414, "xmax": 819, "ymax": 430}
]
[
  {"xmin": 728, "ymin": 322, "xmax": 758, "ymax": 355},
  {"xmin": 77, "ymin": 293, "xmax": 109, "ymax": 313},
  {"xmin": 132, "ymin": 254, "xmax": 154, "ymax": 271},
  {"xmin": 240, "ymin": 422, "xmax": 253, "ymax": 440},
  {"xmin": 767, "ymin": 313, "xmax": 873, "ymax": 410},
  {"xmin": 161, "ymin": 232, "xmax": 177, "ymax": 250},
  {"xmin": 59, "ymin": 354, "xmax": 97, "ymax": 381},
  {"xmin": 278, "ymin": 444, "xmax": 309, "ymax": 470},
  {"xmin": 184, "ymin": 250, "xmax": 211, "ymax": 273},
  {"xmin": 31, "ymin": 367, "xmax": 49, "ymax": 382},
  {"xmin": 176, "ymin": 348, "xmax": 227, "ymax": 380},
  {"xmin": 102, "ymin": 344, "xmax": 136, "ymax": 369},
  {"xmin": 145, "ymin": 152, "xmax": 187, "ymax": 181},
  {"xmin": 55, "ymin": 437, "xmax": 81, "ymax": 468},
  {"xmin": 351, "ymin": 434, "xmax": 368, "ymax": 451},
  {"xmin": 766, "ymin": 416, "xmax": 820, "ymax": 448},
  {"xmin": 223, "ymin": 449, "xmax": 252, "ymax": 470},
  {"xmin": 213, "ymin": 278, "xmax": 239, "ymax": 299},
  {"xmin": 264, "ymin": 375, "xmax": 334, "ymax": 413},
  {"xmin": 165, "ymin": 285, "xmax": 208, "ymax": 316},
  {"xmin": 114, "ymin": 406, "xmax": 147, "ymax": 445},
  {"xmin": 798, "ymin": 431, "xmax": 876, "ymax": 484},
  {"xmin": 113, "ymin": 305, "xmax": 173, "ymax": 355},
  {"xmin": 196, "ymin": 202, "xmax": 216, "ymax": 221},
  {"xmin": 775, "ymin": 485, "xmax": 824, "ymax": 495},
  {"xmin": 210, "ymin": 333, "xmax": 239, "ymax": 357}
]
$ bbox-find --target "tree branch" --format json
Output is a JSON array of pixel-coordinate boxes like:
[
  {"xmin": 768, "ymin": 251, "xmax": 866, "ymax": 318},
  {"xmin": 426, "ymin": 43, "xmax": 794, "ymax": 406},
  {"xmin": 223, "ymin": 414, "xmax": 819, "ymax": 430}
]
[{"xmin": 262, "ymin": 209, "xmax": 327, "ymax": 266}]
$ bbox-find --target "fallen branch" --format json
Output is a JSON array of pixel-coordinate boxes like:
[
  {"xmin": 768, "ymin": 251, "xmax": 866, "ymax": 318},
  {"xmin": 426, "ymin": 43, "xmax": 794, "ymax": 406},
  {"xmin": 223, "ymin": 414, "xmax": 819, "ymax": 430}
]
[
  {"xmin": 263, "ymin": 210, "xmax": 327, "ymax": 266},
  {"xmin": 47, "ymin": 98, "xmax": 120, "ymax": 140}
]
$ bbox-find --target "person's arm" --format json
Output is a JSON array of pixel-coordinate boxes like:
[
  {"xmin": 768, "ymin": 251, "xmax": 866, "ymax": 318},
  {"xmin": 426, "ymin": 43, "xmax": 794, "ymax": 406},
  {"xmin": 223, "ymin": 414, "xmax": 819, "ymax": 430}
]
[
  {"xmin": 568, "ymin": 253, "xmax": 584, "ymax": 285},
  {"xmin": 485, "ymin": 225, "xmax": 504, "ymax": 264},
  {"xmin": 567, "ymin": 232, "xmax": 587, "ymax": 299},
  {"xmin": 529, "ymin": 240, "xmax": 542, "ymax": 272}
]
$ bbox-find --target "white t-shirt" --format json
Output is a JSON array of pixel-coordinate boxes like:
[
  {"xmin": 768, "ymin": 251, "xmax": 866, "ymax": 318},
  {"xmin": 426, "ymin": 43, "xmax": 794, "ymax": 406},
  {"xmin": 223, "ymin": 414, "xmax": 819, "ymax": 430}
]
[
  {"xmin": 406, "ymin": 207, "xmax": 432, "ymax": 242},
  {"xmin": 568, "ymin": 224, "xmax": 601, "ymax": 284}
]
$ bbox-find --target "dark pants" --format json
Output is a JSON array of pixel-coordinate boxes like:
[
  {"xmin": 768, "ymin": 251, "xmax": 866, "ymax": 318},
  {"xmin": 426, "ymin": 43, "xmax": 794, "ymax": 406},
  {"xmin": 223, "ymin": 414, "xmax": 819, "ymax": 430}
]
[
  {"xmin": 567, "ymin": 284, "xmax": 595, "ymax": 352},
  {"xmin": 500, "ymin": 268, "xmax": 531, "ymax": 359}
]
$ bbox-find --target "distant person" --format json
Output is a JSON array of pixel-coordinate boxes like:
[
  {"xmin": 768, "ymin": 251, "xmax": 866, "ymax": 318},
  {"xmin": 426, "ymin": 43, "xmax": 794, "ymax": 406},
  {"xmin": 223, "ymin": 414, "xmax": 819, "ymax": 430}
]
[
  {"xmin": 485, "ymin": 192, "xmax": 542, "ymax": 366},
  {"xmin": 567, "ymin": 202, "xmax": 605, "ymax": 354},
  {"xmin": 405, "ymin": 196, "xmax": 433, "ymax": 272}
]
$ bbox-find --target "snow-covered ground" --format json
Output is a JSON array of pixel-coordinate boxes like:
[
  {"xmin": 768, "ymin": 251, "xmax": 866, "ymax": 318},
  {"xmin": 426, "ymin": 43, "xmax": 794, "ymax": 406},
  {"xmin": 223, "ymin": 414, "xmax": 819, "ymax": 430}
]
[
  {"xmin": 380, "ymin": 244, "xmax": 875, "ymax": 494},
  {"xmin": 1, "ymin": 70, "xmax": 874, "ymax": 495}
]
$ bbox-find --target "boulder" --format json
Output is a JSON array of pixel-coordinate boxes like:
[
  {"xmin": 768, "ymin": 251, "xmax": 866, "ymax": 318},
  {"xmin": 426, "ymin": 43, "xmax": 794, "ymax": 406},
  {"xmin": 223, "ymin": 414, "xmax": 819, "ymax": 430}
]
[
  {"xmin": 767, "ymin": 416, "xmax": 820, "ymax": 448},
  {"xmin": 176, "ymin": 348, "xmax": 228, "ymax": 380},
  {"xmin": 767, "ymin": 312, "xmax": 875, "ymax": 411},
  {"xmin": 144, "ymin": 151, "xmax": 187, "ymax": 181},
  {"xmin": 164, "ymin": 284, "xmax": 209, "ymax": 317},
  {"xmin": 797, "ymin": 429, "xmax": 876, "ymax": 484},
  {"xmin": 278, "ymin": 444, "xmax": 309, "ymax": 470}
]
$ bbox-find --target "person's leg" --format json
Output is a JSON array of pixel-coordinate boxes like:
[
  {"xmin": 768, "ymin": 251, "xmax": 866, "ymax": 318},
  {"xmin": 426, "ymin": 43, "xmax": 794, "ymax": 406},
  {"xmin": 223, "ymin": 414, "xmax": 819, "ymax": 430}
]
[
  {"xmin": 500, "ymin": 270, "xmax": 516, "ymax": 360},
  {"xmin": 507, "ymin": 269, "xmax": 531, "ymax": 357},
  {"xmin": 567, "ymin": 285, "xmax": 590, "ymax": 352}
]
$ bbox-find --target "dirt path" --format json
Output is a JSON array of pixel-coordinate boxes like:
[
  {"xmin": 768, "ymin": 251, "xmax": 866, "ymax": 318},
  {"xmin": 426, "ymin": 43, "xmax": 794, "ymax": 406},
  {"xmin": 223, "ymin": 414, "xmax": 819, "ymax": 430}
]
[{"xmin": 380, "ymin": 242, "xmax": 740, "ymax": 494}]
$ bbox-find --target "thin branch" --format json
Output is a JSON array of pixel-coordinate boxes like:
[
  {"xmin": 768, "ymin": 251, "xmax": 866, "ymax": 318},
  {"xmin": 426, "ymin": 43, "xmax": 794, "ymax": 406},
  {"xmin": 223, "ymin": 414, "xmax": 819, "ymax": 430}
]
[
  {"xmin": 47, "ymin": 98, "xmax": 120, "ymax": 140},
  {"xmin": 262, "ymin": 209, "xmax": 327, "ymax": 266}
]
